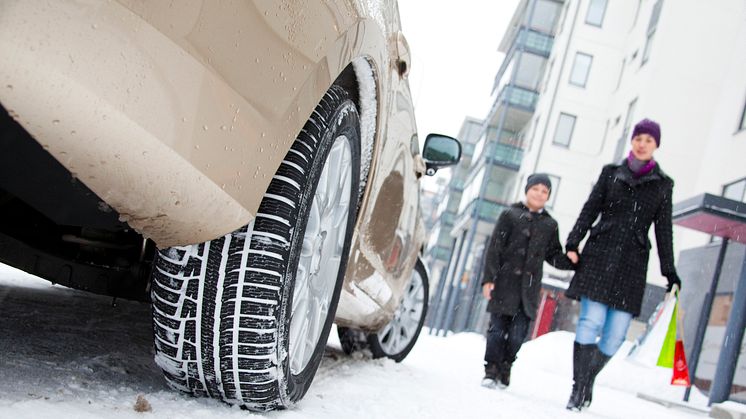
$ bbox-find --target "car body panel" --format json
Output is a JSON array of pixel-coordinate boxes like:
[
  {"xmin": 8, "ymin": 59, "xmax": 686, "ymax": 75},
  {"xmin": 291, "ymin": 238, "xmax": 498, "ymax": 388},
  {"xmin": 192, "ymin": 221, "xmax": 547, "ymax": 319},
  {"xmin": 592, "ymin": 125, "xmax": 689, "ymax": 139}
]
[
  {"xmin": 337, "ymin": 49, "xmax": 422, "ymax": 330},
  {"xmin": 0, "ymin": 0, "xmax": 387, "ymax": 246},
  {"xmin": 0, "ymin": 0, "xmax": 423, "ymax": 330}
]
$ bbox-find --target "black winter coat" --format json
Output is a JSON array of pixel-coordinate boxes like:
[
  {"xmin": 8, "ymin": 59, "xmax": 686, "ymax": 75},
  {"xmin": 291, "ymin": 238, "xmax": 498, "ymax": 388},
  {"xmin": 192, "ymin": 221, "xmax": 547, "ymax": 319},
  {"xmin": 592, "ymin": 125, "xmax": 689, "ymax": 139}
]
[
  {"xmin": 482, "ymin": 203, "xmax": 575, "ymax": 319},
  {"xmin": 565, "ymin": 162, "xmax": 678, "ymax": 316}
]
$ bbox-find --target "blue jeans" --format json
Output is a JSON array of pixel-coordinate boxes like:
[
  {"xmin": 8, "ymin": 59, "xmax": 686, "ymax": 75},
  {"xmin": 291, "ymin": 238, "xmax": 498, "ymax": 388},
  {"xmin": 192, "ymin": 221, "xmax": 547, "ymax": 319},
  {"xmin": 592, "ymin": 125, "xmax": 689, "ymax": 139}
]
[{"xmin": 575, "ymin": 297, "xmax": 633, "ymax": 356}]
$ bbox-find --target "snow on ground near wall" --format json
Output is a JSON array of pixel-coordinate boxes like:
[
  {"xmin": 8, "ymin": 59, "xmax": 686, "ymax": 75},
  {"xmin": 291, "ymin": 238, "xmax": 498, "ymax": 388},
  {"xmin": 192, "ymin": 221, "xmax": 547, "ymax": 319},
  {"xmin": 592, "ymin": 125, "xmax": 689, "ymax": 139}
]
[{"xmin": 0, "ymin": 264, "xmax": 706, "ymax": 418}]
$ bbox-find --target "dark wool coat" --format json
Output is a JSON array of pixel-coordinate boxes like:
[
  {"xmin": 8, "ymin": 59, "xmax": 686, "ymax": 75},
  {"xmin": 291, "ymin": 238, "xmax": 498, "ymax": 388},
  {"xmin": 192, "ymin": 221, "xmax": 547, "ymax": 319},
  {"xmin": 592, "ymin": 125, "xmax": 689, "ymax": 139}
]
[
  {"xmin": 482, "ymin": 203, "xmax": 575, "ymax": 319},
  {"xmin": 565, "ymin": 162, "xmax": 678, "ymax": 317}
]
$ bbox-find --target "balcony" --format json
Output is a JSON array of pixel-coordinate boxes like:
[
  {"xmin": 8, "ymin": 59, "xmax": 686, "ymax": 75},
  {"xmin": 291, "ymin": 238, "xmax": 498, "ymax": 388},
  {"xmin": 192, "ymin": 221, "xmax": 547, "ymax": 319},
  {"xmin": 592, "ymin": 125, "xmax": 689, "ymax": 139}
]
[
  {"xmin": 430, "ymin": 246, "xmax": 453, "ymax": 263},
  {"xmin": 477, "ymin": 200, "xmax": 508, "ymax": 221},
  {"xmin": 454, "ymin": 198, "xmax": 510, "ymax": 227},
  {"xmin": 450, "ymin": 178, "xmax": 466, "ymax": 191},
  {"xmin": 484, "ymin": 84, "xmax": 538, "ymax": 134},
  {"xmin": 488, "ymin": 143, "xmax": 524, "ymax": 170},
  {"xmin": 518, "ymin": 28, "xmax": 554, "ymax": 57},
  {"xmin": 502, "ymin": 84, "xmax": 539, "ymax": 110},
  {"xmin": 440, "ymin": 212, "xmax": 455, "ymax": 227}
]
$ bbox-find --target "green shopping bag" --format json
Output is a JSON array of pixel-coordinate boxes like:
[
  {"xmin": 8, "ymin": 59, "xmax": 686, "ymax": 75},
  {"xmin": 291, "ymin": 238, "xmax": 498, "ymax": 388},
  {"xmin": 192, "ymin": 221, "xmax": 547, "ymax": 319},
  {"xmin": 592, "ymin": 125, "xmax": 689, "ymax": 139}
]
[{"xmin": 656, "ymin": 292, "xmax": 679, "ymax": 368}]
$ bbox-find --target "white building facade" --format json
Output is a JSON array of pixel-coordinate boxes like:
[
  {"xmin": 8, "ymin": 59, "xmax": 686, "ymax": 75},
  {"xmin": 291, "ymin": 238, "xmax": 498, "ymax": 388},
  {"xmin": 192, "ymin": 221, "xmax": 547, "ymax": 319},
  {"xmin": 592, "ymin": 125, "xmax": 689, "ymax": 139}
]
[{"xmin": 516, "ymin": 0, "xmax": 746, "ymax": 286}]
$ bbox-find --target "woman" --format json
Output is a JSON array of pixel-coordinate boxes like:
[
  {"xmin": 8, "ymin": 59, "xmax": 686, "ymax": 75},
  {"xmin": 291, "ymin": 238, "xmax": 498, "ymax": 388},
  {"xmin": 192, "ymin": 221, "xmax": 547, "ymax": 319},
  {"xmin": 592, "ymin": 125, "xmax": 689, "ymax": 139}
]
[{"xmin": 563, "ymin": 118, "xmax": 682, "ymax": 411}]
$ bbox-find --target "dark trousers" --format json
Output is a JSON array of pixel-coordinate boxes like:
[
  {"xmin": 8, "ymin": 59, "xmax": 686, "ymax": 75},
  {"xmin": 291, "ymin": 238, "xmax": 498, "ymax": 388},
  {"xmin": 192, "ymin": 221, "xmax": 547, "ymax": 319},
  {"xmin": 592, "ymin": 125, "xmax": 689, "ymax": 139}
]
[{"xmin": 484, "ymin": 306, "xmax": 531, "ymax": 365}]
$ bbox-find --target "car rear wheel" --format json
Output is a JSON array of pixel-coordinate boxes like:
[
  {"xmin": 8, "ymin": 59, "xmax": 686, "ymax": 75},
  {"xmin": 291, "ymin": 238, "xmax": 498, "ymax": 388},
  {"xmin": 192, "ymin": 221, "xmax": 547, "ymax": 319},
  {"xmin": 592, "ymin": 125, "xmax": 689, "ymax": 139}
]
[
  {"xmin": 150, "ymin": 85, "xmax": 360, "ymax": 411},
  {"xmin": 337, "ymin": 259, "xmax": 428, "ymax": 362},
  {"xmin": 368, "ymin": 259, "xmax": 429, "ymax": 362}
]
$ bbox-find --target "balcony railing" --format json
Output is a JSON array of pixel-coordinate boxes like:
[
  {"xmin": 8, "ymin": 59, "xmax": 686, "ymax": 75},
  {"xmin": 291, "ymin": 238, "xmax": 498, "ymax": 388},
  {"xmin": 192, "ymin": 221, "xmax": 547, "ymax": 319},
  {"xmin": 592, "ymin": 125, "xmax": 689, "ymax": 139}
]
[
  {"xmin": 477, "ymin": 200, "xmax": 508, "ymax": 221},
  {"xmin": 429, "ymin": 246, "xmax": 453, "ymax": 263},
  {"xmin": 518, "ymin": 28, "xmax": 554, "ymax": 56},
  {"xmin": 488, "ymin": 143, "xmax": 524, "ymax": 170},
  {"xmin": 450, "ymin": 178, "xmax": 466, "ymax": 191},
  {"xmin": 502, "ymin": 84, "xmax": 539, "ymax": 110},
  {"xmin": 456, "ymin": 198, "xmax": 509, "ymax": 225}
]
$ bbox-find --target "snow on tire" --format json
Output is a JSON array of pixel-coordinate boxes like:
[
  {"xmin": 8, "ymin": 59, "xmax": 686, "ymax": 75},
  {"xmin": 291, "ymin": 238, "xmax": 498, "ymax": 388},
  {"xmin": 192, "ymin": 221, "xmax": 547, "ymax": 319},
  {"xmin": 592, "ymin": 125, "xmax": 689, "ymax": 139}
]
[{"xmin": 150, "ymin": 85, "xmax": 360, "ymax": 411}]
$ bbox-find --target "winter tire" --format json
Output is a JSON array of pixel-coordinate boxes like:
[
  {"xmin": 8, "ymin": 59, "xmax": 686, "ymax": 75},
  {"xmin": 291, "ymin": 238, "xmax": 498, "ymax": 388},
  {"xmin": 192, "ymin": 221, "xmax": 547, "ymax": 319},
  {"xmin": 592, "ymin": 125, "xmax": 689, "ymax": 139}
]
[
  {"xmin": 150, "ymin": 85, "xmax": 360, "ymax": 411},
  {"xmin": 368, "ymin": 258, "xmax": 428, "ymax": 362}
]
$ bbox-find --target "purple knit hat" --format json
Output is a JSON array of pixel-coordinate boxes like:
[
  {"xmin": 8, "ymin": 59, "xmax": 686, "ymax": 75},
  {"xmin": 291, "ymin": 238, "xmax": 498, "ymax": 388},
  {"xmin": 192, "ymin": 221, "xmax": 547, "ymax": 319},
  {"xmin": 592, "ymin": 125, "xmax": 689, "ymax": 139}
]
[{"xmin": 631, "ymin": 118, "xmax": 661, "ymax": 147}]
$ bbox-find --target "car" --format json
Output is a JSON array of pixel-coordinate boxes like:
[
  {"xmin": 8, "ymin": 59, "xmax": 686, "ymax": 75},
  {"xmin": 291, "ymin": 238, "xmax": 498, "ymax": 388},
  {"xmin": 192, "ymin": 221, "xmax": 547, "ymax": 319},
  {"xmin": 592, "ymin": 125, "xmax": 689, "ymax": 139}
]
[{"xmin": 0, "ymin": 0, "xmax": 461, "ymax": 411}]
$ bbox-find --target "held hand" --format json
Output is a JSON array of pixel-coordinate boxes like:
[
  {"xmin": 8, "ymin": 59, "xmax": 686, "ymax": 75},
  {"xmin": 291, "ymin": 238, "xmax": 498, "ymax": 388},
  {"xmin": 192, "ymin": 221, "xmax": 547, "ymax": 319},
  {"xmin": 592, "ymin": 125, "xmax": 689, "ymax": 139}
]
[
  {"xmin": 669, "ymin": 283, "xmax": 680, "ymax": 295},
  {"xmin": 666, "ymin": 273, "xmax": 682, "ymax": 293},
  {"xmin": 567, "ymin": 251, "xmax": 579, "ymax": 265},
  {"xmin": 482, "ymin": 283, "xmax": 494, "ymax": 300}
]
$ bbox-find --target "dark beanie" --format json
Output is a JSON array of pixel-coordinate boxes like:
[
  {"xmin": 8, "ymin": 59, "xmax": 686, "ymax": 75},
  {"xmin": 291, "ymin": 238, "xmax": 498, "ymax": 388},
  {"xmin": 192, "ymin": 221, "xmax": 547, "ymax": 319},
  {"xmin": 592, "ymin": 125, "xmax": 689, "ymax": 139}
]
[
  {"xmin": 525, "ymin": 173, "xmax": 552, "ymax": 195},
  {"xmin": 631, "ymin": 118, "xmax": 661, "ymax": 147}
]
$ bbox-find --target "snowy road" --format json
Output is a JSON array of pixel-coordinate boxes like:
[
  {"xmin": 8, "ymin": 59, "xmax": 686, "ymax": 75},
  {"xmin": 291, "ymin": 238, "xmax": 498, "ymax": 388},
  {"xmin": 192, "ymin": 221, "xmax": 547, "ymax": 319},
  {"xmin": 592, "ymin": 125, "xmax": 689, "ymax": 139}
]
[{"xmin": 0, "ymin": 264, "xmax": 706, "ymax": 418}]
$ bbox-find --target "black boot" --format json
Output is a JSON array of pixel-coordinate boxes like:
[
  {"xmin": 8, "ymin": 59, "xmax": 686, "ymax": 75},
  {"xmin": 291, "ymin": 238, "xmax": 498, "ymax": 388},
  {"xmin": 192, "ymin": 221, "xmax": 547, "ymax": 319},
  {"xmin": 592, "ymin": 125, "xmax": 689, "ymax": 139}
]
[
  {"xmin": 566, "ymin": 342, "xmax": 594, "ymax": 411},
  {"xmin": 497, "ymin": 361, "xmax": 512, "ymax": 389},
  {"xmin": 582, "ymin": 346, "xmax": 611, "ymax": 408},
  {"xmin": 482, "ymin": 363, "xmax": 499, "ymax": 388}
]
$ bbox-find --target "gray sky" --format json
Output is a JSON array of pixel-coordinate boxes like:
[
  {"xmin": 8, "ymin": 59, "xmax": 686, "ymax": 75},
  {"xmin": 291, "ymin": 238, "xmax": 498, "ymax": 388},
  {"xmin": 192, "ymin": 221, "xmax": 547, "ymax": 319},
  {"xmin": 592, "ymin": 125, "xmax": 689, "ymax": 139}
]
[{"xmin": 398, "ymin": 0, "xmax": 520, "ymax": 140}]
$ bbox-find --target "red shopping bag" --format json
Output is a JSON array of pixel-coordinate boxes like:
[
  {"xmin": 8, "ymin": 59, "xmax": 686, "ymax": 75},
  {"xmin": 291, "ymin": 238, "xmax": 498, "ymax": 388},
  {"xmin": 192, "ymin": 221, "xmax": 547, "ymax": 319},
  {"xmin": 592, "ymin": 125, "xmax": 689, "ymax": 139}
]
[{"xmin": 671, "ymin": 340, "xmax": 691, "ymax": 386}]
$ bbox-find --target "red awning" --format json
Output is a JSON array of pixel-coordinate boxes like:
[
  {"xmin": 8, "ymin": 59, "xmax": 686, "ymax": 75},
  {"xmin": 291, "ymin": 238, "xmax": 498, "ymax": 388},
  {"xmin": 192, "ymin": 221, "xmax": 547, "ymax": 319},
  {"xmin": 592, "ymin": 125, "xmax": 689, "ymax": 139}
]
[{"xmin": 673, "ymin": 194, "xmax": 746, "ymax": 244}]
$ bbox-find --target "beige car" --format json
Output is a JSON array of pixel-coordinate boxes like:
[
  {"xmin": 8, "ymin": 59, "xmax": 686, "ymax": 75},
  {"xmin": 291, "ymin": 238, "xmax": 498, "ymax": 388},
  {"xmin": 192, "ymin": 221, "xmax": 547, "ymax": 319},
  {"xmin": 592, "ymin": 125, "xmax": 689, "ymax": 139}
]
[{"xmin": 0, "ymin": 0, "xmax": 461, "ymax": 411}]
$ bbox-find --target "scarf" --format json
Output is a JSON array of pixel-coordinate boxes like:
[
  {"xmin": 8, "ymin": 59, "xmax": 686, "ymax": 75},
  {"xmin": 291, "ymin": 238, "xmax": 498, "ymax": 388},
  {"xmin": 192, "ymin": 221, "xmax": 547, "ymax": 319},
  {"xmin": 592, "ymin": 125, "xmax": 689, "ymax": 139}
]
[{"xmin": 627, "ymin": 151, "xmax": 656, "ymax": 178}]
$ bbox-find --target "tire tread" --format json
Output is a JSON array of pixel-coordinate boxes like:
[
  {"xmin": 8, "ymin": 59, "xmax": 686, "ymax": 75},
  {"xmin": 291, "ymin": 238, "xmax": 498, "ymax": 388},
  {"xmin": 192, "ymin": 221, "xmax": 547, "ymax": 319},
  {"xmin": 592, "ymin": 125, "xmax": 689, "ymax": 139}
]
[{"xmin": 152, "ymin": 85, "xmax": 358, "ymax": 410}]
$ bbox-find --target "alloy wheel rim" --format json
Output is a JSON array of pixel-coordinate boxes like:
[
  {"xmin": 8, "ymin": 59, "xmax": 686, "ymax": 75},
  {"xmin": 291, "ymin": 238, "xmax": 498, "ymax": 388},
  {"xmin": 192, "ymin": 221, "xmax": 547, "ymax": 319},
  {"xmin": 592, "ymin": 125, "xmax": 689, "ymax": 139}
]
[
  {"xmin": 289, "ymin": 135, "xmax": 352, "ymax": 375},
  {"xmin": 378, "ymin": 267, "xmax": 425, "ymax": 355}
]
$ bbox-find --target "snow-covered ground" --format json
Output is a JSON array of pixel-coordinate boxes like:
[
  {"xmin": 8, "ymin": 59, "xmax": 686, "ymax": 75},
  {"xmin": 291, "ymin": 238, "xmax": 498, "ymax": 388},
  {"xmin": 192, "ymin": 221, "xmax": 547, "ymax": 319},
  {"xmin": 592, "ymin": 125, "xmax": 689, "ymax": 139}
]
[{"xmin": 0, "ymin": 264, "xmax": 709, "ymax": 418}]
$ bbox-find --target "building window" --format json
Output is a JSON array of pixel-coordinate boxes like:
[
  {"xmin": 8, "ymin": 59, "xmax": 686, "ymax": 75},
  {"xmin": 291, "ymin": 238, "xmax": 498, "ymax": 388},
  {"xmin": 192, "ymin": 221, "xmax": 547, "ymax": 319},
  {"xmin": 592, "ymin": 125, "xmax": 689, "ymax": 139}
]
[
  {"xmin": 515, "ymin": 52, "xmax": 548, "ymax": 91},
  {"xmin": 622, "ymin": 99, "xmax": 638, "ymax": 139},
  {"xmin": 642, "ymin": 0, "xmax": 664, "ymax": 65},
  {"xmin": 471, "ymin": 131, "xmax": 487, "ymax": 167},
  {"xmin": 553, "ymin": 113, "xmax": 576, "ymax": 147},
  {"xmin": 739, "ymin": 99, "xmax": 746, "ymax": 132},
  {"xmin": 723, "ymin": 178, "xmax": 746, "ymax": 202},
  {"xmin": 530, "ymin": 0, "xmax": 563, "ymax": 34},
  {"xmin": 613, "ymin": 99, "xmax": 638, "ymax": 161},
  {"xmin": 547, "ymin": 174, "xmax": 561, "ymax": 208},
  {"xmin": 569, "ymin": 52, "xmax": 593, "ymax": 87},
  {"xmin": 615, "ymin": 58, "xmax": 626, "ymax": 91},
  {"xmin": 585, "ymin": 0, "xmax": 608, "ymax": 27}
]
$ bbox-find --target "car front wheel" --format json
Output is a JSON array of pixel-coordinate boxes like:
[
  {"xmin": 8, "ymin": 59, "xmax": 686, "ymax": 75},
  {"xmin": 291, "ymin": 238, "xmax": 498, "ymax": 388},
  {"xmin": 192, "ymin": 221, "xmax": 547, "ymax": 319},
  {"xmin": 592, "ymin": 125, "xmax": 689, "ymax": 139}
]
[{"xmin": 150, "ymin": 85, "xmax": 360, "ymax": 411}]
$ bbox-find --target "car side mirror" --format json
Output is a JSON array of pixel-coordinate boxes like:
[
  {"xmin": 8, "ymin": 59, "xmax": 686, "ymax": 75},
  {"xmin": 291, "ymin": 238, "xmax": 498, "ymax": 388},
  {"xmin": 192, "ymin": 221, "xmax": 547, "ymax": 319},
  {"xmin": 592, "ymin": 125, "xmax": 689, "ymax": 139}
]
[{"xmin": 422, "ymin": 133, "xmax": 461, "ymax": 176}]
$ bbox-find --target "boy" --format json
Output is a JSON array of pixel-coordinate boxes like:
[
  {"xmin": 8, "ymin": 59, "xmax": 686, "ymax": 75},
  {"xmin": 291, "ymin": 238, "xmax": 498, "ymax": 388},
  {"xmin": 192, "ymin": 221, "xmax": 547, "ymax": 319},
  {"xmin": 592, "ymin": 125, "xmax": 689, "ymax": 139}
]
[{"xmin": 481, "ymin": 173, "xmax": 575, "ymax": 388}]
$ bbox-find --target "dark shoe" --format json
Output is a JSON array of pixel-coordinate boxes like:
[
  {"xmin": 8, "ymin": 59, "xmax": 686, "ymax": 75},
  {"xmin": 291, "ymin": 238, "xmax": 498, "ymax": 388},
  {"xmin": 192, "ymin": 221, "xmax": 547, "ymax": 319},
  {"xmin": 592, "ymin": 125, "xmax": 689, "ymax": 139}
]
[
  {"xmin": 582, "ymin": 346, "xmax": 611, "ymax": 408},
  {"xmin": 497, "ymin": 361, "xmax": 512, "ymax": 389},
  {"xmin": 566, "ymin": 342, "xmax": 595, "ymax": 411},
  {"xmin": 484, "ymin": 363, "xmax": 498, "ymax": 381},
  {"xmin": 482, "ymin": 363, "xmax": 499, "ymax": 388}
]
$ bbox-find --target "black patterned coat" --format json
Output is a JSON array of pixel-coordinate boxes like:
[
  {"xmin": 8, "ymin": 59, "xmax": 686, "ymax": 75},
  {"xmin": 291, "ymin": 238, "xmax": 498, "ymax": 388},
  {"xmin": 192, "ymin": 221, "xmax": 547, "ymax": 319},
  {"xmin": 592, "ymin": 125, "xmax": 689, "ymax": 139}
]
[
  {"xmin": 565, "ymin": 163, "xmax": 678, "ymax": 316},
  {"xmin": 482, "ymin": 203, "xmax": 575, "ymax": 319}
]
